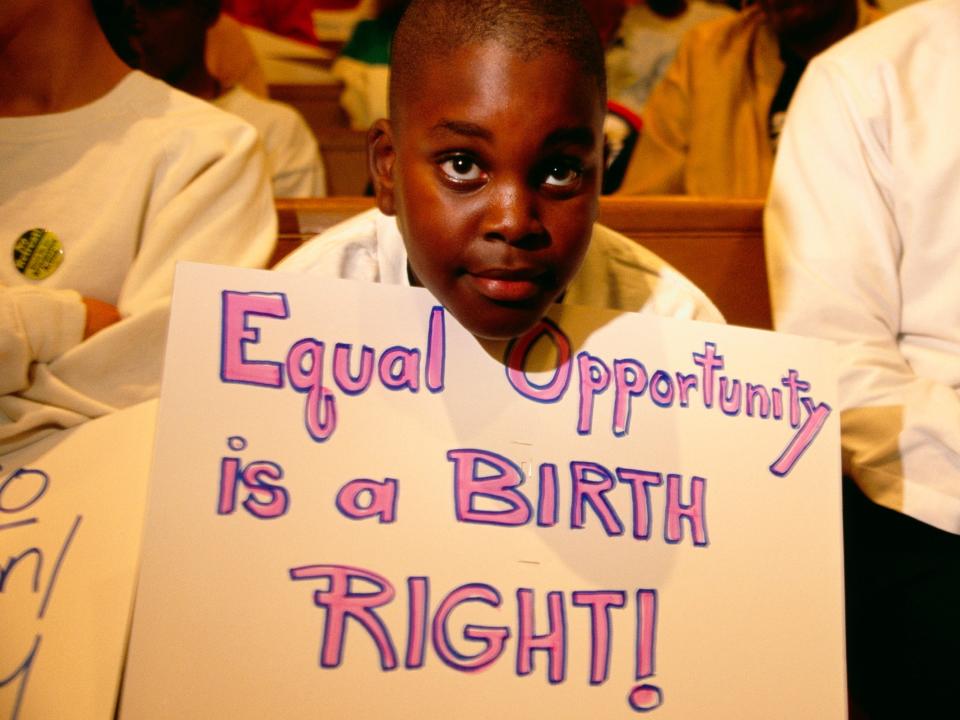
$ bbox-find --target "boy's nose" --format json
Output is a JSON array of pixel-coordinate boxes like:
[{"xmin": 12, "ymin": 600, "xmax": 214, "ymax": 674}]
[{"xmin": 482, "ymin": 181, "xmax": 547, "ymax": 248}]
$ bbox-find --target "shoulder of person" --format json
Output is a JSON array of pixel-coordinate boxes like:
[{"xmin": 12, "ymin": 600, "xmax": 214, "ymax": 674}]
[
  {"xmin": 121, "ymin": 73, "xmax": 261, "ymax": 148},
  {"xmin": 583, "ymin": 223, "xmax": 725, "ymax": 323},
  {"xmin": 274, "ymin": 208, "xmax": 384, "ymax": 275}
]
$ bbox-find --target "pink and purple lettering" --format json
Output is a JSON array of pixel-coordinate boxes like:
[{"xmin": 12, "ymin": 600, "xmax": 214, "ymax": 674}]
[
  {"xmin": 675, "ymin": 372, "xmax": 698, "ymax": 408},
  {"xmin": 664, "ymin": 475, "xmax": 707, "ymax": 546},
  {"xmin": 781, "ymin": 369, "xmax": 811, "ymax": 429},
  {"xmin": 432, "ymin": 583, "xmax": 509, "ymax": 672},
  {"xmin": 405, "ymin": 577, "xmax": 429, "ymax": 668},
  {"xmin": 615, "ymin": 469, "xmax": 663, "ymax": 540},
  {"xmin": 771, "ymin": 388, "xmax": 784, "ymax": 420},
  {"xmin": 448, "ymin": 449, "xmax": 532, "ymax": 527},
  {"xmin": 745, "ymin": 383, "xmax": 772, "ymax": 418},
  {"xmin": 220, "ymin": 290, "xmax": 288, "ymax": 387},
  {"xmin": 287, "ymin": 339, "xmax": 337, "ymax": 441},
  {"xmin": 332, "ymin": 343, "xmax": 375, "ymax": 395},
  {"xmin": 378, "ymin": 346, "xmax": 422, "ymax": 391},
  {"xmin": 218, "ymin": 440, "xmax": 288, "ymax": 519},
  {"xmin": 241, "ymin": 461, "xmax": 288, "ymax": 519},
  {"xmin": 692, "ymin": 342, "xmax": 724, "ymax": 409},
  {"xmin": 289, "ymin": 564, "xmax": 398, "ymax": 670},
  {"xmin": 335, "ymin": 478, "xmax": 398, "ymax": 523},
  {"xmin": 516, "ymin": 589, "xmax": 566, "ymax": 683},
  {"xmin": 719, "ymin": 377, "xmax": 741, "ymax": 416},
  {"xmin": 612, "ymin": 359, "xmax": 648, "ymax": 436},
  {"xmin": 769, "ymin": 398, "xmax": 832, "ymax": 477},
  {"xmin": 504, "ymin": 319, "xmax": 572, "ymax": 404},
  {"xmin": 576, "ymin": 351, "xmax": 611, "ymax": 435},
  {"xmin": 648, "ymin": 370, "xmax": 675, "ymax": 408},
  {"xmin": 570, "ymin": 461, "xmax": 624, "ymax": 537},
  {"xmin": 425, "ymin": 306, "xmax": 446, "ymax": 393},
  {"xmin": 537, "ymin": 464, "xmax": 559, "ymax": 528},
  {"xmin": 571, "ymin": 590, "xmax": 626, "ymax": 684},
  {"xmin": 629, "ymin": 589, "xmax": 663, "ymax": 712}
]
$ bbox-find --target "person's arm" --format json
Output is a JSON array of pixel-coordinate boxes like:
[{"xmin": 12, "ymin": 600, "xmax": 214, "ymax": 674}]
[
  {"xmin": 116, "ymin": 116, "xmax": 276, "ymax": 315},
  {"xmin": 765, "ymin": 59, "xmax": 960, "ymax": 527},
  {"xmin": 0, "ymin": 286, "xmax": 85, "ymax": 396},
  {"xmin": 616, "ymin": 30, "xmax": 693, "ymax": 195},
  {"xmin": 1, "ymin": 115, "xmax": 276, "ymax": 453}
]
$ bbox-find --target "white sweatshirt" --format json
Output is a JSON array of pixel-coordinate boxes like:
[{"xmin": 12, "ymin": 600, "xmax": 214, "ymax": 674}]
[{"xmin": 0, "ymin": 71, "xmax": 277, "ymax": 453}]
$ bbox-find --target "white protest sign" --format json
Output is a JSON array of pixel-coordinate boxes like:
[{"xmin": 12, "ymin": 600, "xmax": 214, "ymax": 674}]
[
  {"xmin": 0, "ymin": 401, "xmax": 156, "ymax": 720},
  {"xmin": 121, "ymin": 262, "xmax": 845, "ymax": 719}
]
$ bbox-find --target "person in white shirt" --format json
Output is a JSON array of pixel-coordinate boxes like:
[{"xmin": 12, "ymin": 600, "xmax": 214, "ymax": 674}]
[
  {"xmin": 0, "ymin": 0, "xmax": 277, "ymax": 454},
  {"xmin": 765, "ymin": 1, "xmax": 960, "ymax": 715},
  {"xmin": 122, "ymin": 0, "xmax": 327, "ymax": 197}
]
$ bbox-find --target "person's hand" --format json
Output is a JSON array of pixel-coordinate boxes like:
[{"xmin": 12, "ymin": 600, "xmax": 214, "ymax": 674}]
[{"xmin": 82, "ymin": 297, "xmax": 121, "ymax": 339}]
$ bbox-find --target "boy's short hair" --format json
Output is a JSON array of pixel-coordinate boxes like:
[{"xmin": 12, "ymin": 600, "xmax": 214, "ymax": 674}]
[{"xmin": 389, "ymin": 0, "xmax": 607, "ymax": 121}]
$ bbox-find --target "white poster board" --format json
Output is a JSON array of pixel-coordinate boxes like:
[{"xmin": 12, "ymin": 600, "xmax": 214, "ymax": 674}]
[
  {"xmin": 0, "ymin": 401, "xmax": 156, "ymax": 720},
  {"xmin": 121, "ymin": 262, "xmax": 845, "ymax": 719}
]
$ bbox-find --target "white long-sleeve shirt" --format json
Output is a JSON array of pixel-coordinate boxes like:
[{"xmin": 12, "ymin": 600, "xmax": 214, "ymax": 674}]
[
  {"xmin": 0, "ymin": 71, "xmax": 277, "ymax": 453},
  {"xmin": 765, "ymin": 0, "xmax": 960, "ymax": 533}
]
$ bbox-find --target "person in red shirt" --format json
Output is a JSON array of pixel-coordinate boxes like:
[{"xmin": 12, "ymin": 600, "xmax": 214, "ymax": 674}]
[{"xmin": 222, "ymin": 0, "xmax": 317, "ymax": 45}]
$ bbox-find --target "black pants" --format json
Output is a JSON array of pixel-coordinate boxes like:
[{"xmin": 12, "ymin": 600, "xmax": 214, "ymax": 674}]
[{"xmin": 843, "ymin": 478, "xmax": 960, "ymax": 719}]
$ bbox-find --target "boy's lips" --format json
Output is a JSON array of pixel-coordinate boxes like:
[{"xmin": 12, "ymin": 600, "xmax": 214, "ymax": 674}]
[{"xmin": 467, "ymin": 268, "xmax": 549, "ymax": 303}]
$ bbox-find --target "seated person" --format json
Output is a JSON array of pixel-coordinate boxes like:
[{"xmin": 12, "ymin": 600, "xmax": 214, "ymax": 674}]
[
  {"xmin": 123, "ymin": 0, "xmax": 328, "ymax": 197},
  {"xmin": 0, "ymin": 0, "xmax": 276, "ymax": 454},
  {"xmin": 581, "ymin": 0, "xmax": 644, "ymax": 194},
  {"xmin": 618, "ymin": 0, "xmax": 882, "ymax": 197},
  {"xmin": 98, "ymin": 0, "xmax": 270, "ymax": 96},
  {"xmin": 331, "ymin": 0, "xmax": 409, "ymax": 130},
  {"xmin": 206, "ymin": 12, "xmax": 269, "ymax": 97},
  {"xmin": 221, "ymin": 0, "xmax": 318, "ymax": 46},
  {"xmin": 764, "ymin": 1, "xmax": 960, "ymax": 716},
  {"xmin": 277, "ymin": 0, "xmax": 723, "ymax": 340},
  {"xmin": 606, "ymin": 0, "xmax": 733, "ymax": 116}
]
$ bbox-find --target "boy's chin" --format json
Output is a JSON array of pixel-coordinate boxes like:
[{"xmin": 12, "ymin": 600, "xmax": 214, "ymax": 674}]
[{"xmin": 456, "ymin": 307, "xmax": 550, "ymax": 343}]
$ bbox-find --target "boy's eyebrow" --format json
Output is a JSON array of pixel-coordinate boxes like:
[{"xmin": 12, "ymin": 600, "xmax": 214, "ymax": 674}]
[
  {"xmin": 543, "ymin": 126, "xmax": 597, "ymax": 149},
  {"xmin": 428, "ymin": 121, "xmax": 598, "ymax": 149},
  {"xmin": 429, "ymin": 120, "xmax": 494, "ymax": 141}
]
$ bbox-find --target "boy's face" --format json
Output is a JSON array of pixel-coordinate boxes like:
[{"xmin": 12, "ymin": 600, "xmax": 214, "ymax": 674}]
[{"xmin": 371, "ymin": 41, "xmax": 604, "ymax": 340}]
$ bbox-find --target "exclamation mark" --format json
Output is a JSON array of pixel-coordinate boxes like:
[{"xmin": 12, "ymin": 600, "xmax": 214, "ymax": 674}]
[{"xmin": 628, "ymin": 589, "xmax": 663, "ymax": 712}]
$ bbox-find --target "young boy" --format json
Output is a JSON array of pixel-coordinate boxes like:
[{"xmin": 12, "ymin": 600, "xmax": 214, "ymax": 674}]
[{"xmin": 277, "ymin": 0, "xmax": 721, "ymax": 338}]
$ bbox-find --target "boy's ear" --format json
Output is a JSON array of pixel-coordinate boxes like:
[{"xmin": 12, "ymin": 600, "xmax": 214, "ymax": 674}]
[{"xmin": 368, "ymin": 119, "xmax": 398, "ymax": 216}]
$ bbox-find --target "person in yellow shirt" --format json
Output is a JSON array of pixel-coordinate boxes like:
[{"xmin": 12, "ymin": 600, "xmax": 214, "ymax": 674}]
[{"xmin": 618, "ymin": 0, "xmax": 882, "ymax": 197}]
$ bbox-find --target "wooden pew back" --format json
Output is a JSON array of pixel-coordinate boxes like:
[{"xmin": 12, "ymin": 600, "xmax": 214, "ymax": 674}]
[{"xmin": 273, "ymin": 196, "xmax": 770, "ymax": 329}]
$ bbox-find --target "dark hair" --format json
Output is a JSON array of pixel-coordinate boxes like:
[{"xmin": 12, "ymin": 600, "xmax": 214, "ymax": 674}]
[
  {"xmin": 389, "ymin": 0, "xmax": 606, "ymax": 119},
  {"xmin": 93, "ymin": 0, "xmax": 222, "ymax": 67}
]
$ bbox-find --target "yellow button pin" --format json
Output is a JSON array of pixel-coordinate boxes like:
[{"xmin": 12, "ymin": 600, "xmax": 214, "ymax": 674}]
[{"xmin": 13, "ymin": 228, "xmax": 64, "ymax": 280}]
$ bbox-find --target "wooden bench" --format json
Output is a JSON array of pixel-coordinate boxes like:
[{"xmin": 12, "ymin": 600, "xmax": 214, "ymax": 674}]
[{"xmin": 273, "ymin": 195, "xmax": 770, "ymax": 329}]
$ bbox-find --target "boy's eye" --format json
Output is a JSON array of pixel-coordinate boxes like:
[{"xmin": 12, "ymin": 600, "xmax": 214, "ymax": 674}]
[
  {"xmin": 543, "ymin": 162, "xmax": 582, "ymax": 188},
  {"xmin": 439, "ymin": 155, "xmax": 485, "ymax": 183}
]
